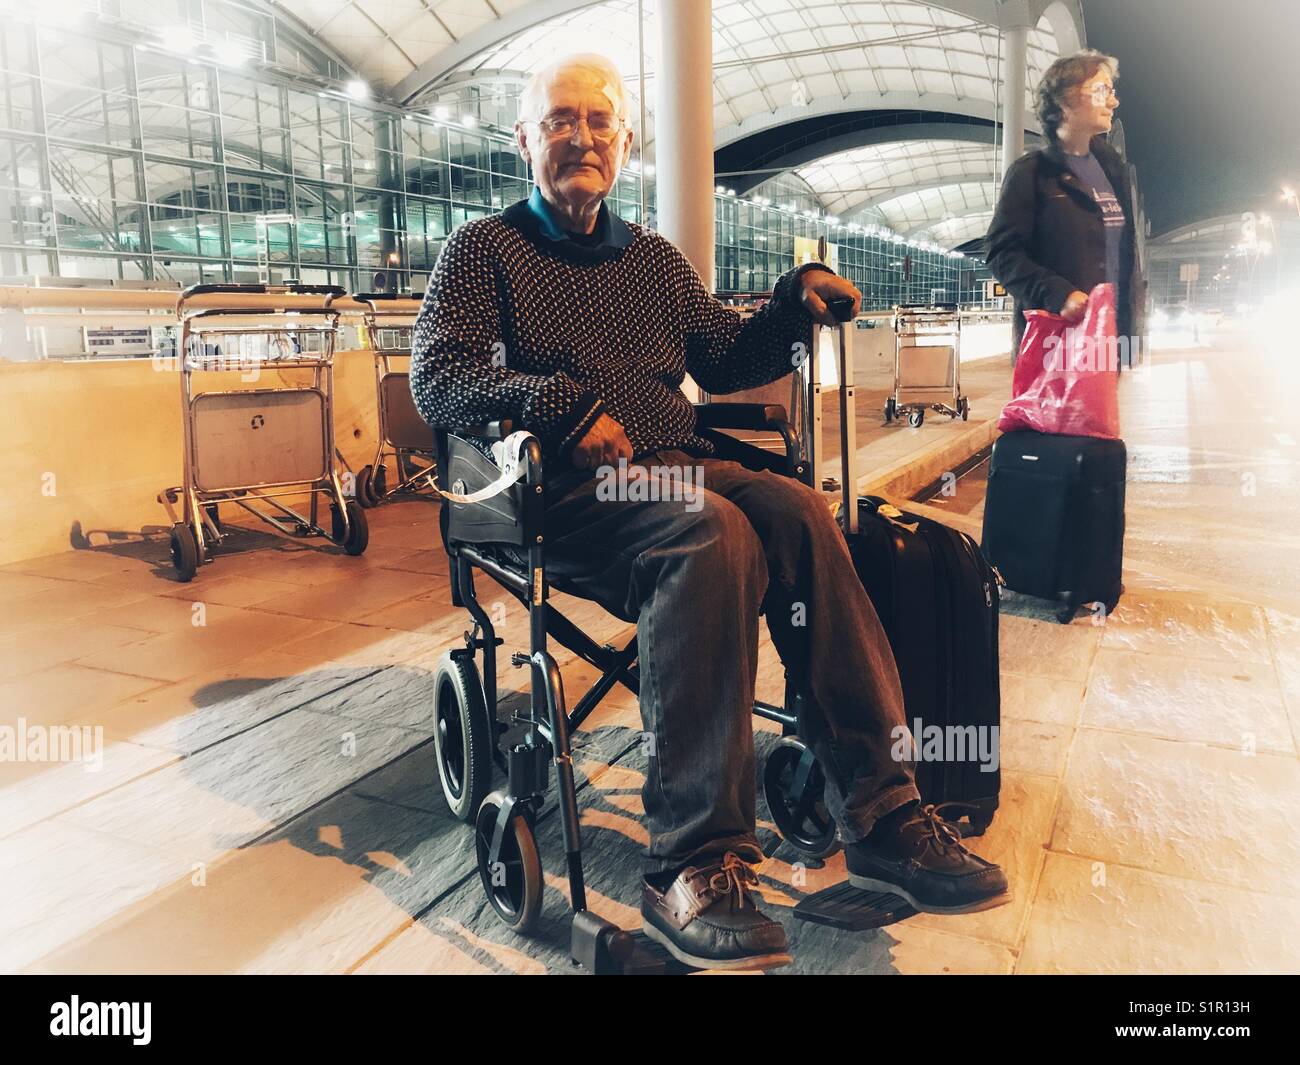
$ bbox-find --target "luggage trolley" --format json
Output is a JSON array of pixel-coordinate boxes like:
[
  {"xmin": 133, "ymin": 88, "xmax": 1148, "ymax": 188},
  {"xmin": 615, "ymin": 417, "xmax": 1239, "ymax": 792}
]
[
  {"xmin": 157, "ymin": 283, "xmax": 368, "ymax": 581},
  {"xmin": 884, "ymin": 303, "xmax": 969, "ymax": 428},
  {"xmin": 351, "ymin": 293, "xmax": 436, "ymax": 508}
]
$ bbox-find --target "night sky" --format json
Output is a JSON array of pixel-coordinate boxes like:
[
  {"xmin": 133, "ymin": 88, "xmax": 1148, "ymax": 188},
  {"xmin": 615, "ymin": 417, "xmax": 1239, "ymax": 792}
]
[{"xmin": 1083, "ymin": 0, "xmax": 1300, "ymax": 236}]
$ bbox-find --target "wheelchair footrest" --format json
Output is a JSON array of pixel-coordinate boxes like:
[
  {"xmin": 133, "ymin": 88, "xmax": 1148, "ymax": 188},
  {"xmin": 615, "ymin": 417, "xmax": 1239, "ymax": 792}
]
[
  {"xmin": 620, "ymin": 932, "xmax": 696, "ymax": 975},
  {"xmin": 791, "ymin": 883, "xmax": 917, "ymax": 931},
  {"xmin": 570, "ymin": 911, "xmax": 695, "ymax": 975}
]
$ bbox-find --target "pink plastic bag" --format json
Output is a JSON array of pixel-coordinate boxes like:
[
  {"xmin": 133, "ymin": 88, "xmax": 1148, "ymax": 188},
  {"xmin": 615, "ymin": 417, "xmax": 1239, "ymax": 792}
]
[{"xmin": 997, "ymin": 282, "xmax": 1121, "ymax": 440}]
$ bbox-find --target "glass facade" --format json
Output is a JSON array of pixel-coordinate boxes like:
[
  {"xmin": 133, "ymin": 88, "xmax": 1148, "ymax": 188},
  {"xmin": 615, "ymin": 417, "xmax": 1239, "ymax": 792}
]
[
  {"xmin": 0, "ymin": 8, "xmax": 986, "ymax": 304},
  {"xmin": 714, "ymin": 194, "xmax": 985, "ymax": 305}
]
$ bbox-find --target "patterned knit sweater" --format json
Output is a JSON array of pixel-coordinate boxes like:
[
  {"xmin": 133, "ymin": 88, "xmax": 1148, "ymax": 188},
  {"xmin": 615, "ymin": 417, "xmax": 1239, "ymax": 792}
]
[{"xmin": 409, "ymin": 196, "xmax": 830, "ymax": 464}]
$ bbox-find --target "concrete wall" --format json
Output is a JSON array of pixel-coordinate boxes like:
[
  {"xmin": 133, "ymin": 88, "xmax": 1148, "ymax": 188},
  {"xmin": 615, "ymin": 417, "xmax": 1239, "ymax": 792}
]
[
  {"xmin": 0, "ymin": 316, "xmax": 1013, "ymax": 566},
  {"xmin": 0, "ymin": 352, "xmax": 382, "ymax": 565}
]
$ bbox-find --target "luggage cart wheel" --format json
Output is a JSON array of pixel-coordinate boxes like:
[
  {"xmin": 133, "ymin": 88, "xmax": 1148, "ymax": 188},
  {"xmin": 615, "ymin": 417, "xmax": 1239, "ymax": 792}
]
[
  {"xmin": 203, "ymin": 504, "xmax": 223, "ymax": 535},
  {"xmin": 330, "ymin": 500, "xmax": 369, "ymax": 555},
  {"xmin": 908, "ymin": 409, "xmax": 925, "ymax": 428},
  {"xmin": 475, "ymin": 791, "xmax": 543, "ymax": 935},
  {"xmin": 762, "ymin": 736, "xmax": 840, "ymax": 859},
  {"xmin": 356, "ymin": 465, "xmax": 377, "ymax": 509},
  {"xmin": 884, "ymin": 398, "xmax": 896, "ymax": 424},
  {"xmin": 432, "ymin": 650, "xmax": 493, "ymax": 822},
  {"xmin": 958, "ymin": 397, "xmax": 970, "ymax": 421},
  {"xmin": 373, "ymin": 463, "xmax": 388, "ymax": 500},
  {"xmin": 169, "ymin": 523, "xmax": 200, "ymax": 582}
]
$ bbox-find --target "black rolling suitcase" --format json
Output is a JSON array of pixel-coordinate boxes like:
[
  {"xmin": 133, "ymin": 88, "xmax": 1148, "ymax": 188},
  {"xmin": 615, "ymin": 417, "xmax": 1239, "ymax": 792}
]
[
  {"xmin": 823, "ymin": 299, "xmax": 1002, "ymax": 834},
  {"xmin": 981, "ymin": 430, "xmax": 1126, "ymax": 624}
]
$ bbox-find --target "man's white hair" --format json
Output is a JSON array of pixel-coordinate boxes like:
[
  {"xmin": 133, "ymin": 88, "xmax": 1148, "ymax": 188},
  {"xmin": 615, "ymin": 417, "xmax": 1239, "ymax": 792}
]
[{"xmin": 516, "ymin": 53, "xmax": 632, "ymax": 125}]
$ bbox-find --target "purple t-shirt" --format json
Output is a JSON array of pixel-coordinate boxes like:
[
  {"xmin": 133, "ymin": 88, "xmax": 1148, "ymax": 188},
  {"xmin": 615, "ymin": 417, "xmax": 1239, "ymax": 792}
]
[{"xmin": 1066, "ymin": 151, "xmax": 1126, "ymax": 286}]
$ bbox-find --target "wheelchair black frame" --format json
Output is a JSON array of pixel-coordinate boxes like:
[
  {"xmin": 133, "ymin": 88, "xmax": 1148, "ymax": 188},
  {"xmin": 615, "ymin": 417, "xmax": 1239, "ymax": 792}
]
[{"xmin": 436, "ymin": 402, "xmax": 810, "ymax": 931}]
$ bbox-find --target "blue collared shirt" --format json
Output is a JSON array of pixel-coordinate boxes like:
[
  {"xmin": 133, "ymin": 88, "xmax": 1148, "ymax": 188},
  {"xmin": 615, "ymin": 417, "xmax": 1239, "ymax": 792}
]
[{"xmin": 526, "ymin": 185, "xmax": 634, "ymax": 252}]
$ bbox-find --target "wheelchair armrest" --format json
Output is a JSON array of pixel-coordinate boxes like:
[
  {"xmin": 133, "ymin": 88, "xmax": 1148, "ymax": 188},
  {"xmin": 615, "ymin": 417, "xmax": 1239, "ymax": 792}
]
[
  {"xmin": 692, "ymin": 403, "xmax": 805, "ymax": 482},
  {"xmin": 693, "ymin": 402, "xmax": 788, "ymax": 431},
  {"xmin": 437, "ymin": 423, "xmax": 544, "ymax": 565},
  {"xmin": 450, "ymin": 419, "xmax": 515, "ymax": 441}
]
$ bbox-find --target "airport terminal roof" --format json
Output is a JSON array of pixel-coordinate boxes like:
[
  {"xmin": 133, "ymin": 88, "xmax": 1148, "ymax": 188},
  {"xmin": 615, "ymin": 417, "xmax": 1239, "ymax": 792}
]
[{"xmin": 264, "ymin": 0, "xmax": 1085, "ymax": 246}]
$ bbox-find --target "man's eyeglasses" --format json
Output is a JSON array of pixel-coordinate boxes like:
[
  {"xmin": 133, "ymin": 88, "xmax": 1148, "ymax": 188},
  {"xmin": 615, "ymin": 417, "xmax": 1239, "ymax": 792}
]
[
  {"xmin": 1086, "ymin": 84, "xmax": 1119, "ymax": 105},
  {"xmin": 530, "ymin": 113, "xmax": 629, "ymax": 142}
]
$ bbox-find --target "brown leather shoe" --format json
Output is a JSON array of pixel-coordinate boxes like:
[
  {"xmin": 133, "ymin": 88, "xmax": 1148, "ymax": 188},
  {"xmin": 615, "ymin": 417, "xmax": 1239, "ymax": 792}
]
[
  {"xmin": 845, "ymin": 802, "xmax": 1011, "ymax": 915},
  {"xmin": 641, "ymin": 852, "xmax": 792, "ymax": 970}
]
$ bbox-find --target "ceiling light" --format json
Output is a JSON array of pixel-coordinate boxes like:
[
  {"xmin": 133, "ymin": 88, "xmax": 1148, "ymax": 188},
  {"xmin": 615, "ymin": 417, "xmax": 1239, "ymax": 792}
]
[{"xmin": 345, "ymin": 80, "xmax": 369, "ymax": 101}]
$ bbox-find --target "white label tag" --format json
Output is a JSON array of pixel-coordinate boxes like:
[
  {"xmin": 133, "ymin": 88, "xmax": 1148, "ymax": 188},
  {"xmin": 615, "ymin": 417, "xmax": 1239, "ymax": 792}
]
[{"xmin": 438, "ymin": 430, "xmax": 532, "ymax": 504}]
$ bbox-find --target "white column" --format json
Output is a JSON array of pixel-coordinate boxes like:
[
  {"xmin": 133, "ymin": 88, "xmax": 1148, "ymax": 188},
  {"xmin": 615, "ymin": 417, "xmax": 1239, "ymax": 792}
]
[
  {"xmin": 999, "ymin": 18, "xmax": 1030, "ymax": 177},
  {"xmin": 655, "ymin": 0, "xmax": 714, "ymax": 286}
]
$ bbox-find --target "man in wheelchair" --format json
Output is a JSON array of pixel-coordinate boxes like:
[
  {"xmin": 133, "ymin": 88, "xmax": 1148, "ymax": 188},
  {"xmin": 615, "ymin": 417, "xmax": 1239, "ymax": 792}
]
[{"xmin": 411, "ymin": 53, "xmax": 1009, "ymax": 970}]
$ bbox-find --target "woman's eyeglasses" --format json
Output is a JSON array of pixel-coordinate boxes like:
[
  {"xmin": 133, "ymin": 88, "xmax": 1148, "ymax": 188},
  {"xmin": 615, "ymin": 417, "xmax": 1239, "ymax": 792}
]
[
  {"xmin": 531, "ymin": 113, "xmax": 628, "ymax": 142},
  {"xmin": 1086, "ymin": 84, "xmax": 1119, "ymax": 105}
]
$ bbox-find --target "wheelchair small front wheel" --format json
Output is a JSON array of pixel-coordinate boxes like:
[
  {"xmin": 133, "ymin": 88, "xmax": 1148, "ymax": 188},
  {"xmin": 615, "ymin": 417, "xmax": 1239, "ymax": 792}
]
[
  {"xmin": 432, "ymin": 651, "xmax": 493, "ymax": 822},
  {"xmin": 763, "ymin": 736, "xmax": 839, "ymax": 859},
  {"xmin": 475, "ymin": 791, "xmax": 542, "ymax": 935}
]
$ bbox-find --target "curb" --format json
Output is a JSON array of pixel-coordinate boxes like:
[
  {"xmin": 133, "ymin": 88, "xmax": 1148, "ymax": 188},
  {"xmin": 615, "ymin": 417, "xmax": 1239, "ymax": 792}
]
[{"xmin": 859, "ymin": 416, "xmax": 999, "ymax": 502}]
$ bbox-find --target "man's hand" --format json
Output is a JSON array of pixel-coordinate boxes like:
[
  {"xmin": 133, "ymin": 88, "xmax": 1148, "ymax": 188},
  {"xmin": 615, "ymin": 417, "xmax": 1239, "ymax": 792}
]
[
  {"xmin": 571, "ymin": 412, "xmax": 633, "ymax": 470},
  {"xmin": 1061, "ymin": 289, "xmax": 1089, "ymax": 323},
  {"xmin": 800, "ymin": 270, "xmax": 862, "ymax": 325}
]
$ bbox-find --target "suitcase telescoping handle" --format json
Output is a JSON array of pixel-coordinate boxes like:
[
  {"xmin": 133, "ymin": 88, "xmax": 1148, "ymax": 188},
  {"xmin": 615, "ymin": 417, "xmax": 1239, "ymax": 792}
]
[{"xmin": 826, "ymin": 296, "xmax": 858, "ymax": 533}]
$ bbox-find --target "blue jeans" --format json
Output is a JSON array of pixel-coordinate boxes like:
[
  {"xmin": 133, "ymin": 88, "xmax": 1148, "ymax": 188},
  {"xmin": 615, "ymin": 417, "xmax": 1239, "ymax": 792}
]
[{"xmin": 544, "ymin": 449, "xmax": 920, "ymax": 874}]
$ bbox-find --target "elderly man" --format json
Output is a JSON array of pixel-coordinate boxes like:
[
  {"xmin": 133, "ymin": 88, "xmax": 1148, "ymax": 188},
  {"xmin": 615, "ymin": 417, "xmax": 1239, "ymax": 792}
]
[{"xmin": 411, "ymin": 53, "xmax": 1008, "ymax": 970}]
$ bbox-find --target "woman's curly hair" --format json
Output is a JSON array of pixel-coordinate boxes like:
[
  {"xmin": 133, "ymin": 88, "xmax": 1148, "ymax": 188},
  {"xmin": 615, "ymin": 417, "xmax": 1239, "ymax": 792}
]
[{"xmin": 1035, "ymin": 49, "xmax": 1119, "ymax": 143}]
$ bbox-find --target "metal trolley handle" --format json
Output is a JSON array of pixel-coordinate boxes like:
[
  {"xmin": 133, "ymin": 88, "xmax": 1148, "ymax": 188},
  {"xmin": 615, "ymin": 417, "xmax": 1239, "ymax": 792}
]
[{"xmin": 825, "ymin": 297, "xmax": 858, "ymax": 533}]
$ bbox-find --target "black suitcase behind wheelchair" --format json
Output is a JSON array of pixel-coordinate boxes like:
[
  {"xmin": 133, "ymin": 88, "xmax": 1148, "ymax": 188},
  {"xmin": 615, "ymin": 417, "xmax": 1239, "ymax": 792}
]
[{"xmin": 429, "ymin": 402, "xmax": 842, "ymax": 973}]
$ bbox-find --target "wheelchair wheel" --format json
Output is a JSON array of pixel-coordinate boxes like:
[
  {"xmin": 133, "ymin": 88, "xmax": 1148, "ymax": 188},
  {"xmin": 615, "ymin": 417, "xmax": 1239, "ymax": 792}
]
[
  {"xmin": 763, "ymin": 736, "xmax": 839, "ymax": 859},
  {"xmin": 432, "ymin": 651, "xmax": 493, "ymax": 822},
  {"xmin": 475, "ymin": 791, "xmax": 542, "ymax": 935}
]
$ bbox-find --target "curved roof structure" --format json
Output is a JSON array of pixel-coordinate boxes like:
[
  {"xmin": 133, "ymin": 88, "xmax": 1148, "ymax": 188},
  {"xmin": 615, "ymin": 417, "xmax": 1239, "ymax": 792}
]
[
  {"xmin": 1147, "ymin": 214, "xmax": 1254, "ymax": 251},
  {"xmin": 911, "ymin": 208, "xmax": 996, "ymax": 246},
  {"xmin": 791, "ymin": 139, "xmax": 998, "ymax": 218},
  {"xmin": 265, "ymin": 0, "xmax": 1085, "ymax": 246}
]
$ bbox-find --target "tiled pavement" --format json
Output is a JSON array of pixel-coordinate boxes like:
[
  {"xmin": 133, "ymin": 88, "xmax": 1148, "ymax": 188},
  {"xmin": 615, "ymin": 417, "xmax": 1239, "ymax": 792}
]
[{"xmin": 2, "ymin": 331, "xmax": 1298, "ymax": 974}]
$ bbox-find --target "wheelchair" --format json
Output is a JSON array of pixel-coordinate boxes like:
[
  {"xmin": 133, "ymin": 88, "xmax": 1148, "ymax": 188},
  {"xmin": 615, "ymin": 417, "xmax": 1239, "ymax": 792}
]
[{"xmin": 429, "ymin": 402, "xmax": 839, "ymax": 972}]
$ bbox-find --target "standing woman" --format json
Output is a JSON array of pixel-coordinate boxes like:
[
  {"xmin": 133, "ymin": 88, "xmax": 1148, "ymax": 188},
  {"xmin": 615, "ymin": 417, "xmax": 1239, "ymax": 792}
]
[{"xmin": 986, "ymin": 49, "xmax": 1146, "ymax": 362}]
